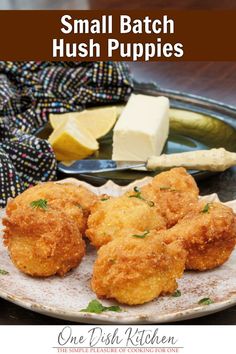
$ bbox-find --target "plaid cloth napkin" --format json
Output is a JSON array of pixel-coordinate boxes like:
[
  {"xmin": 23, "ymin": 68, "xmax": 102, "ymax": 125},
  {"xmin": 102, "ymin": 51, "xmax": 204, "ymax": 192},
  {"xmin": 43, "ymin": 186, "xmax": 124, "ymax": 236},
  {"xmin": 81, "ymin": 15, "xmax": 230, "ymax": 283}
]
[{"xmin": 0, "ymin": 61, "xmax": 133, "ymax": 207}]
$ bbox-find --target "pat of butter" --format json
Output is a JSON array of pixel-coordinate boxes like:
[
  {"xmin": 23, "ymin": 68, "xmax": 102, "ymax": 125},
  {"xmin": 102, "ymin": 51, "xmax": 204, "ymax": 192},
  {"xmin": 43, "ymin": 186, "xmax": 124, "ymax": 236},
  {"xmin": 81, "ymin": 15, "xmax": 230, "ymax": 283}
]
[{"xmin": 112, "ymin": 94, "xmax": 169, "ymax": 161}]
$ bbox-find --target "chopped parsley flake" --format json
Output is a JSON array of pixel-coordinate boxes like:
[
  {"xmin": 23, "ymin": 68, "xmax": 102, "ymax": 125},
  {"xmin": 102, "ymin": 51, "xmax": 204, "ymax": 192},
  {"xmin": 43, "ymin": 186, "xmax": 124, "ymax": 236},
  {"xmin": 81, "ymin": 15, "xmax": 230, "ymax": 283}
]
[
  {"xmin": 198, "ymin": 297, "xmax": 214, "ymax": 305},
  {"xmin": 101, "ymin": 197, "xmax": 110, "ymax": 201},
  {"xmin": 129, "ymin": 187, "xmax": 154, "ymax": 207},
  {"xmin": 30, "ymin": 199, "xmax": 48, "ymax": 211},
  {"xmin": 132, "ymin": 230, "xmax": 150, "ymax": 239},
  {"xmin": 0, "ymin": 269, "xmax": 9, "ymax": 275},
  {"xmin": 129, "ymin": 186, "xmax": 142, "ymax": 200},
  {"xmin": 201, "ymin": 203, "xmax": 211, "ymax": 213},
  {"xmin": 172, "ymin": 289, "xmax": 181, "ymax": 297},
  {"xmin": 80, "ymin": 300, "xmax": 122, "ymax": 314}
]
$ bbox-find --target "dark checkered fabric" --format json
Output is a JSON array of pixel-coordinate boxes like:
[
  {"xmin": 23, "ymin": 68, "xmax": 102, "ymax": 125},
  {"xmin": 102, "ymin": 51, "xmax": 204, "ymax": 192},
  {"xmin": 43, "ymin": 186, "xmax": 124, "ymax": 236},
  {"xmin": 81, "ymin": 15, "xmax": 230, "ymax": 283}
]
[{"xmin": 0, "ymin": 61, "xmax": 133, "ymax": 207}]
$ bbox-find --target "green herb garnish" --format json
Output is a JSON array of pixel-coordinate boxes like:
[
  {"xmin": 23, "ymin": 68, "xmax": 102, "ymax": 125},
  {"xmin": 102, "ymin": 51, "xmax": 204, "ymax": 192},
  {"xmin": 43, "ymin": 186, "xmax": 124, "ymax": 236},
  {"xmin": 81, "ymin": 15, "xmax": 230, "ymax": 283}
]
[
  {"xmin": 101, "ymin": 197, "xmax": 110, "ymax": 201},
  {"xmin": 0, "ymin": 269, "xmax": 9, "ymax": 275},
  {"xmin": 30, "ymin": 199, "xmax": 48, "ymax": 211},
  {"xmin": 201, "ymin": 203, "xmax": 211, "ymax": 213},
  {"xmin": 80, "ymin": 300, "xmax": 122, "ymax": 314},
  {"xmin": 132, "ymin": 230, "xmax": 150, "ymax": 239},
  {"xmin": 129, "ymin": 186, "xmax": 142, "ymax": 199},
  {"xmin": 172, "ymin": 289, "xmax": 181, "ymax": 297},
  {"xmin": 129, "ymin": 187, "xmax": 154, "ymax": 207},
  {"xmin": 198, "ymin": 297, "xmax": 214, "ymax": 305}
]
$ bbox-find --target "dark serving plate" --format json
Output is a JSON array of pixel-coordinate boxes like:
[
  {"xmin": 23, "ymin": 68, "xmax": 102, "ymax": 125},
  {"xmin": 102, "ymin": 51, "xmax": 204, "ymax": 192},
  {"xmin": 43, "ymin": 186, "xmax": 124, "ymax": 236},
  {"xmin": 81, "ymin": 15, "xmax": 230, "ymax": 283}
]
[{"xmin": 37, "ymin": 81, "xmax": 236, "ymax": 186}]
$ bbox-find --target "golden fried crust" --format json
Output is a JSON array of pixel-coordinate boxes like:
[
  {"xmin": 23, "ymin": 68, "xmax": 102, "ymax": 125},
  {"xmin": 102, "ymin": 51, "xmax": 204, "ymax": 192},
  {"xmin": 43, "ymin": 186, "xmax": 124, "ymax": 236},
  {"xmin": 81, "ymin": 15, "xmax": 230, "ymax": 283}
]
[
  {"xmin": 86, "ymin": 194, "xmax": 166, "ymax": 248},
  {"xmin": 3, "ymin": 209, "xmax": 85, "ymax": 277},
  {"xmin": 5, "ymin": 182, "xmax": 98, "ymax": 234},
  {"xmin": 57, "ymin": 183, "xmax": 98, "ymax": 216},
  {"xmin": 141, "ymin": 168, "xmax": 199, "ymax": 227},
  {"xmin": 151, "ymin": 167, "xmax": 199, "ymax": 197},
  {"xmin": 2, "ymin": 182, "xmax": 93, "ymax": 276},
  {"xmin": 91, "ymin": 231, "xmax": 186, "ymax": 305},
  {"xmin": 162, "ymin": 202, "xmax": 236, "ymax": 270}
]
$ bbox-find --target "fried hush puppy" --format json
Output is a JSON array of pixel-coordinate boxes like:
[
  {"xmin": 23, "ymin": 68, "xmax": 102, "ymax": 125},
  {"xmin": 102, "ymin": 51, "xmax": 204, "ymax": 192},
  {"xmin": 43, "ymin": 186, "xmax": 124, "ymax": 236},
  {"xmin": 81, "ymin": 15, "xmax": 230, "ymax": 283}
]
[
  {"xmin": 141, "ymin": 167, "xmax": 199, "ymax": 227},
  {"xmin": 86, "ymin": 168, "xmax": 198, "ymax": 247},
  {"xmin": 86, "ymin": 194, "xmax": 166, "ymax": 248},
  {"xmin": 6, "ymin": 182, "xmax": 98, "ymax": 234},
  {"xmin": 91, "ymin": 231, "xmax": 186, "ymax": 305},
  {"xmin": 3, "ymin": 208, "xmax": 85, "ymax": 277},
  {"xmin": 151, "ymin": 167, "xmax": 199, "ymax": 196},
  {"xmin": 2, "ymin": 182, "xmax": 98, "ymax": 276},
  {"xmin": 162, "ymin": 202, "xmax": 236, "ymax": 271}
]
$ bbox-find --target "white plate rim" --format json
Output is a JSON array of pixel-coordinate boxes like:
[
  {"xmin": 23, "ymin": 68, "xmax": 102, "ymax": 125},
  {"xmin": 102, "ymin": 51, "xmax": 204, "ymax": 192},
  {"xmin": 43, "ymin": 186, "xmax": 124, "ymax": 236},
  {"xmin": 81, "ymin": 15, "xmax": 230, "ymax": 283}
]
[{"xmin": 1, "ymin": 286, "xmax": 236, "ymax": 324}]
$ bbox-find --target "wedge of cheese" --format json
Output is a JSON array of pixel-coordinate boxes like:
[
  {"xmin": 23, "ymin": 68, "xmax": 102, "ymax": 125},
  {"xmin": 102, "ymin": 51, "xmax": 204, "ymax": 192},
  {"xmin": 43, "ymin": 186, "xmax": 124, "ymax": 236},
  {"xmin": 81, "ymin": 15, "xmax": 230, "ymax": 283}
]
[{"xmin": 112, "ymin": 94, "xmax": 169, "ymax": 161}]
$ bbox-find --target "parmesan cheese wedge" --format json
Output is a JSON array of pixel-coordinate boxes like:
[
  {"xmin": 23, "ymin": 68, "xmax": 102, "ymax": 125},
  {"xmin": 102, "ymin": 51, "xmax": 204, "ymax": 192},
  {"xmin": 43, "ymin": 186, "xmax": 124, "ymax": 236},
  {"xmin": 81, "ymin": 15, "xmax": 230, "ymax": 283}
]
[{"xmin": 112, "ymin": 94, "xmax": 169, "ymax": 161}]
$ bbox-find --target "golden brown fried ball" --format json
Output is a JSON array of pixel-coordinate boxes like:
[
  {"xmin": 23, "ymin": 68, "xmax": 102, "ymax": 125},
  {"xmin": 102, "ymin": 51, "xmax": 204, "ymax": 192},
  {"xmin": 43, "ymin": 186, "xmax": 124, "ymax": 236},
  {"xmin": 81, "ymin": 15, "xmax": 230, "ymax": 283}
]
[
  {"xmin": 141, "ymin": 167, "xmax": 199, "ymax": 227},
  {"xmin": 3, "ymin": 208, "xmax": 85, "ymax": 277},
  {"xmin": 5, "ymin": 182, "xmax": 98, "ymax": 234},
  {"xmin": 91, "ymin": 231, "xmax": 186, "ymax": 305},
  {"xmin": 151, "ymin": 167, "xmax": 199, "ymax": 196},
  {"xmin": 86, "ymin": 194, "xmax": 166, "ymax": 248},
  {"xmin": 162, "ymin": 201, "xmax": 236, "ymax": 271},
  {"xmin": 2, "ymin": 182, "xmax": 96, "ymax": 277}
]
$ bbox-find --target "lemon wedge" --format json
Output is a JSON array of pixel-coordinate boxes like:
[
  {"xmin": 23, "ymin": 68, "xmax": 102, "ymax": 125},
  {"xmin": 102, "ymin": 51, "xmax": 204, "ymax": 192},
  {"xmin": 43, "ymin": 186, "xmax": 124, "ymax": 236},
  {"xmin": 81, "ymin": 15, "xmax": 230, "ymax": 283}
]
[
  {"xmin": 48, "ymin": 119, "xmax": 98, "ymax": 161},
  {"xmin": 49, "ymin": 106, "xmax": 118, "ymax": 139},
  {"xmin": 49, "ymin": 112, "xmax": 73, "ymax": 130}
]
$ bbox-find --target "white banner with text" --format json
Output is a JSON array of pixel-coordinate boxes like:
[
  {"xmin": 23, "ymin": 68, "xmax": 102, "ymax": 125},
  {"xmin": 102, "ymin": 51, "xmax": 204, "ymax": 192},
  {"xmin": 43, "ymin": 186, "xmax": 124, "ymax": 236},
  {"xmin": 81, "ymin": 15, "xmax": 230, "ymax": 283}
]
[{"xmin": 0, "ymin": 325, "xmax": 234, "ymax": 354}]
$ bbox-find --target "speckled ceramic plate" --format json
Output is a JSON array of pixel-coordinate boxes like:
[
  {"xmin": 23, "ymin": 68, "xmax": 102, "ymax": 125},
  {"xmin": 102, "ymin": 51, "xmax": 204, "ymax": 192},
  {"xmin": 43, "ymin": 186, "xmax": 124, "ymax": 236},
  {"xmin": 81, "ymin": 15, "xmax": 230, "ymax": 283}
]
[{"xmin": 0, "ymin": 178, "xmax": 236, "ymax": 324}]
